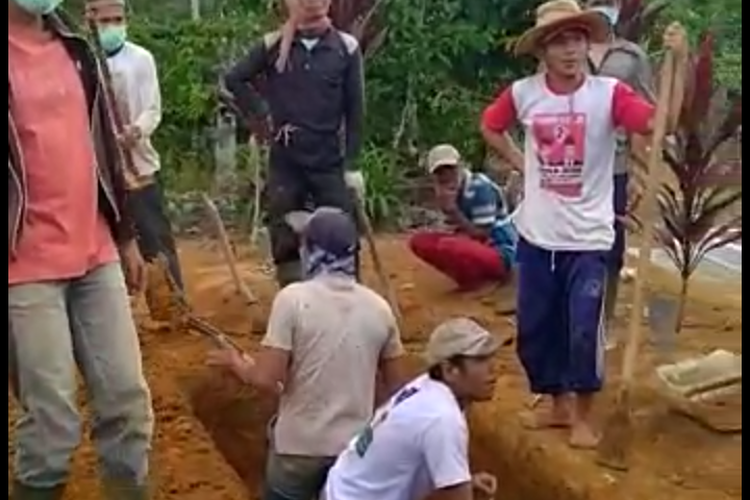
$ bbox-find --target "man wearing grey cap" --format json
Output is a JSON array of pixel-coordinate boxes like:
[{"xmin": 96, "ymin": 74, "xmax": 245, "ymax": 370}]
[
  {"xmin": 409, "ymin": 144, "xmax": 517, "ymax": 292},
  {"xmin": 324, "ymin": 317, "xmax": 499, "ymax": 500},
  {"xmin": 207, "ymin": 207, "xmax": 405, "ymax": 500}
]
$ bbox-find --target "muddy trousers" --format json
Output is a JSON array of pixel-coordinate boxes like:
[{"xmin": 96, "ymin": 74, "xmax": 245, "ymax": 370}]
[
  {"xmin": 266, "ymin": 149, "xmax": 360, "ymax": 287},
  {"xmin": 515, "ymin": 238, "xmax": 607, "ymax": 395},
  {"xmin": 8, "ymin": 263, "xmax": 154, "ymax": 491},
  {"xmin": 128, "ymin": 180, "xmax": 184, "ymax": 291}
]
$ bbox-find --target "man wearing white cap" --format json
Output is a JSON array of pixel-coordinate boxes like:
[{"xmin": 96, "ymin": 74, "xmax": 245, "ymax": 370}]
[
  {"xmin": 480, "ymin": 0, "xmax": 686, "ymax": 448},
  {"xmin": 207, "ymin": 207, "xmax": 405, "ymax": 500},
  {"xmin": 88, "ymin": 0, "xmax": 185, "ymax": 290},
  {"xmin": 409, "ymin": 144, "xmax": 518, "ymax": 291},
  {"xmin": 324, "ymin": 317, "xmax": 499, "ymax": 500}
]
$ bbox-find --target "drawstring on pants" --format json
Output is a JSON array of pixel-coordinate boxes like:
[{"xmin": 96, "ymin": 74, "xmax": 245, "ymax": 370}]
[
  {"xmin": 550, "ymin": 250, "xmax": 557, "ymax": 272},
  {"xmin": 274, "ymin": 124, "xmax": 298, "ymax": 147}
]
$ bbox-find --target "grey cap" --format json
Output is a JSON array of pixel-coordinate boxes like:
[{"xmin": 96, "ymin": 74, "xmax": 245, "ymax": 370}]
[
  {"xmin": 424, "ymin": 317, "xmax": 500, "ymax": 366},
  {"xmin": 284, "ymin": 206, "xmax": 358, "ymax": 257}
]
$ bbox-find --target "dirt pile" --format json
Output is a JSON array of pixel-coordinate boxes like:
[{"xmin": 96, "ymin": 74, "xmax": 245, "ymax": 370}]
[{"xmin": 8, "ymin": 237, "xmax": 742, "ymax": 500}]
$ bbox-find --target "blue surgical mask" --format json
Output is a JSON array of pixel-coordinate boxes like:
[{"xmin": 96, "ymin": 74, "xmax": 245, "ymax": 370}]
[
  {"xmin": 13, "ymin": 0, "xmax": 63, "ymax": 15},
  {"xmin": 98, "ymin": 24, "xmax": 128, "ymax": 55},
  {"xmin": 592, "ymin": 5, "xmax": 620, "ymax": 26}
]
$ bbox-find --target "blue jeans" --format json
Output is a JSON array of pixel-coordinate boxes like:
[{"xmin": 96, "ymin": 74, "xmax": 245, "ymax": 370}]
[{"xmin": 8, "ymin": 263, "xmax": 154, "ymax": 488}]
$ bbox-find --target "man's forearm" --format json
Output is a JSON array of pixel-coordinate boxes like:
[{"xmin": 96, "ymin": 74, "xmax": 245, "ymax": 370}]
[
  {"xmin": 482, "ymin": 128, "xmax": 524, "ymax": 172},
  {"xmin": 223, "ymin": 43, "xmax": 270, "ymax": 121}
]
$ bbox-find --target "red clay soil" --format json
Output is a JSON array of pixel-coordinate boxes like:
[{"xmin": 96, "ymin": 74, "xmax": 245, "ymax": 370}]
[{"xmin": 8, "ymin": 236, "xmax": 742, "ymax": 500}]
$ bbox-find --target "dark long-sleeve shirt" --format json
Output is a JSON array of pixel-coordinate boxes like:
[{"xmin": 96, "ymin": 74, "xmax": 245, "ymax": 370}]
[{"xmin": 224, "ymin": 28, "xmax": 364, "ymax": 169}]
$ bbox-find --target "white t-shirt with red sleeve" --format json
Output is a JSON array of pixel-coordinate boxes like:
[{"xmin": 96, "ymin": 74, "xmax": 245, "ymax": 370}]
[{"xmin": 482, "ymin": 74, "xmax": 654, "ymax": 252}]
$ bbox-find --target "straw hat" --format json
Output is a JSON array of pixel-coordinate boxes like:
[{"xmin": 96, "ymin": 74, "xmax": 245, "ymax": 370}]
[{"xmin": 514, "ymin": 0, "xmax": 610, "ymax": 56}]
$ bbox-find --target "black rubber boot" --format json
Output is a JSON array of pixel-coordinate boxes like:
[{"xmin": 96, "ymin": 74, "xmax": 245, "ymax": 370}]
[
  {"xmin": 275, "ymin": 261, "xmax": 303, "ymax": 288},
  {"xmin": 10, "ymin": 482, "xmax": 65, "ymax": 500}
]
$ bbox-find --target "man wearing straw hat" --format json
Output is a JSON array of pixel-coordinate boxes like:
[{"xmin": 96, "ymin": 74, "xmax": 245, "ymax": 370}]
[{"xmin": 480, "ymin": 0, "xmax": 686, "ymax": 448}]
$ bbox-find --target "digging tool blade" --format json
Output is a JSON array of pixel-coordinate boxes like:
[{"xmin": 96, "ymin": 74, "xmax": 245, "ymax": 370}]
[{"xmin": 647, "ymin": 293, "xmax": 679, "ymax": 361}]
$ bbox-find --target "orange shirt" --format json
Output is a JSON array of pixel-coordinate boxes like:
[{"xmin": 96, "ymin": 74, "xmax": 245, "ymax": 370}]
[{"xmin": 8, "ymin": 24, "xmax": 118, "ymax": 286}]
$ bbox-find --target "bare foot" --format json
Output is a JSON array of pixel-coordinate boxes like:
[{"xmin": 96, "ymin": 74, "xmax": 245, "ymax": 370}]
[
  {"xmin": 568, "ymin": 422, "xmax": 600, "ymax": 449},
  {"xmin": 520, "ymin": 408, "xmax": 571, "ymax": 430}
]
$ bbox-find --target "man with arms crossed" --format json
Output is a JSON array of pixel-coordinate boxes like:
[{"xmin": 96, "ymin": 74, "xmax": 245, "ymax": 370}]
[
  {"xmin": 324, "ymin": 318, "xmax": 499, "ymax": 500},
  {"xmin": 480, "ymin": 0, "xmax": 686, "ymax": 448},
  {"xmin": 9, "ymin": 0, "xmax": 153, "ymax": 498},
  {"xmin": 207, "ymin": 207, "xmax": 405, "ymax": 500},
  {"xmin": 89, "ymin": 0, "xmax": 185, "ymax": 290}
]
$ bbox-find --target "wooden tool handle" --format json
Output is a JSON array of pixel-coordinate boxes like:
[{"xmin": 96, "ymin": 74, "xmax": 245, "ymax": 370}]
[
  {"xmin": 353, "ymin": 195, "xmax": 404, "ymax": 325},
  {"xmin": 201, "ymin": 193, "xmax": 258, "ymax": 305},
  {"xmin": 619, "ymin": 51, "xmax": 679, "ymax": 387}
]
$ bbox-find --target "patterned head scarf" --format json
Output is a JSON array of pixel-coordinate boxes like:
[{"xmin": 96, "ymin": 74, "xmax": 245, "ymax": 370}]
[{"xmin": 285, "ymin": 207, "xmax": 358, "ymax": 279}]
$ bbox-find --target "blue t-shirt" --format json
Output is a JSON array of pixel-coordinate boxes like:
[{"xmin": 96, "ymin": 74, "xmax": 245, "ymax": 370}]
[{"xmin": 456, "ymin": 171, "xmax": 518, "ymax": 266}]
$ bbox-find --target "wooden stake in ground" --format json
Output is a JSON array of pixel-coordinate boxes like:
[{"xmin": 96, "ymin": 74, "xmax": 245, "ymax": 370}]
[
  {"xmin": 353, "ymin": 194, "xmax": 404, "ymax": 325},
  {"xmin": 201, "ymin": 193, "xmax": 258, "ymax": 305},
  {"xmin": 247, "ymin": 137, "xmax": 265, "ymax": 249},
  {"xmin": 596, "ymin": 40, "xmax": 682, "ymax": 471}
]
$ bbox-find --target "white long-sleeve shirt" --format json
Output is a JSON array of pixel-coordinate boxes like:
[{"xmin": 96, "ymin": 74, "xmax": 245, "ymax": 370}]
[{"xmin": 107, "ymin": 41, "xmax": 162, "ymax": 177}]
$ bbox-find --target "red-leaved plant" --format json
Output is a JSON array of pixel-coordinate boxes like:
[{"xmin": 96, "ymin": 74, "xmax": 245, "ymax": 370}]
[
  {"xmin": 628, "ymin": 32, "xmax": 742, "ymax": 333},
  {"xmin": 330, "ymin": 0, "xmax": 389, "ymax": 59}
]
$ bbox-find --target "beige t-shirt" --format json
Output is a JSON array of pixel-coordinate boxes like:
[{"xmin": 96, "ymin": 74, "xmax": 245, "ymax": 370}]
[{"xmin": 263, "ymin": 276, "xmax": 403, "ymax": 457}]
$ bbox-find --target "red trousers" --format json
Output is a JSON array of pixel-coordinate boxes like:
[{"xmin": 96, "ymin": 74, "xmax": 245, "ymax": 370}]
[{"xmin": 409, "ymin": 232, "xmax": 508, "ymax": 290}]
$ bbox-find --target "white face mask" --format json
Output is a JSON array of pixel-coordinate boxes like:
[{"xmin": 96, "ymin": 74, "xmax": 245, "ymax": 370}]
[{"xmin": 591, "ymin": 5, "xmax": 620, "ymax": 26}]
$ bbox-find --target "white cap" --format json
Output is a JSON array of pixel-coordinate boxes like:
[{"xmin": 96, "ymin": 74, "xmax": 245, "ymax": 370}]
[{"xmin": 426, "ymin": 144, "xmax": 461, "ymax": 173}]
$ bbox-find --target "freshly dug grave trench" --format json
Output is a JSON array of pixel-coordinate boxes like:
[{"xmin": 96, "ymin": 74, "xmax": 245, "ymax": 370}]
[{"xmin": 182, "ymin": 366, "xmax": 583, "ymax": 500}]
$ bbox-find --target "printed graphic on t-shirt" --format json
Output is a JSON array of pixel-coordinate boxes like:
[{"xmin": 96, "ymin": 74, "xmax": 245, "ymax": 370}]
[
  {"xmin": 531, "ymin": 112, "xmax": 586, "ymax": 198},
  {"xmin": 350, "ymin": 386, "xmax": 420, "ymax": 458}
]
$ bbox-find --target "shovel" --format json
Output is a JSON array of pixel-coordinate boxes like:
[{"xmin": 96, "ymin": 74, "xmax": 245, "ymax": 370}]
[{"xmin": 597, "ymin": 30, "xmax": 683, "ymax": 471}]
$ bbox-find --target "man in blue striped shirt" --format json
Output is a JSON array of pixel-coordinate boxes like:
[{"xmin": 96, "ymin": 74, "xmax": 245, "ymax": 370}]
[{"xmin": 409, "ymin": 144, "xmax": 517, "ymax": 291}]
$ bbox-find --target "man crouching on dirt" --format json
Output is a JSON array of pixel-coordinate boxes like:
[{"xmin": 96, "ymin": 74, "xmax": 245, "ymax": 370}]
[
  {"xmin": 8, "ymin": 1, "xmax": 154, "ymax": 499},
  {"xmin": 223, "ymin": 0, "xmax": 366, "ymax": 288},
  {"xmin": 89, "ymin": 0, "xmax": 185, "ymax": 290},
  {"xmin": 409, "ymin": 144, "xmax": 518, "ymax": 291},
  {"xmin": 324, "ymin": 318, "xmax": 499, "ymax": 500},
  {"xmin": 480, "ymin": 0, "xmax": 686, "ymax": 448},
  {"xmin": 207, "ymin": 207, "xmax": 405, "ymax": 500}
]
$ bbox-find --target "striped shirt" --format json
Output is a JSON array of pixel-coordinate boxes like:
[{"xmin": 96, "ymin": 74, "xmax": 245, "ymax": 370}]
[{"xmin": 457, "ymin": 170, "xmax": 518, "ymax": 266}]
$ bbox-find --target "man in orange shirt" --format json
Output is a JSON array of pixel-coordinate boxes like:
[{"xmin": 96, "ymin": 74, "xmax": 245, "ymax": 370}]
[{"xmin": 8, "ymin": 1, "xmax": 153, "ymax": 499}]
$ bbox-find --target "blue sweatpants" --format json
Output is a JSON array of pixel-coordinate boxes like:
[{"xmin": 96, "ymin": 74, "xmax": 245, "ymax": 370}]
[
  {"xmin": 608, "ymin": 173, "xmax": 628, "ymax": 273},
  {"xmin": 516, "ymin": 237, "xmax": 607, "ymax": 395}
]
